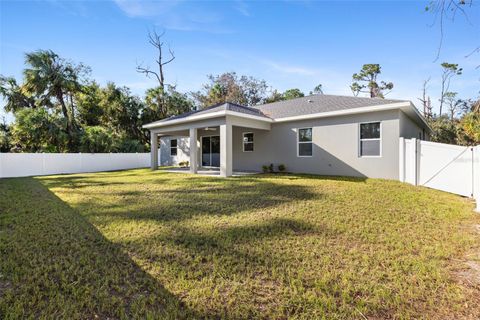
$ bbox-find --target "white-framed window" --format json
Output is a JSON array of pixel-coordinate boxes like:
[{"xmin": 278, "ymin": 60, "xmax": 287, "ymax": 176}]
[
  {"xmin": 243, "ymin": 132, "xmax": 254, "ymax": 152},
  {"xmin": 170, "ymin": 139, "xmax": 178, "ymax": 156},
  {"xmin": 359, "ymin": 122, "xmax": 381, "ymax": 157},
  {"xmin": 297, "ymin": 128, "xmax": 313, "ymax": 157}
]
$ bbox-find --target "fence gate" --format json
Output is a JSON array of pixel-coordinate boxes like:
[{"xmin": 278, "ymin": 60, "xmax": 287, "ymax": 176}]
[{"xmin": 399, "ymin": 138, "xmax": 480, "ymax": 211}]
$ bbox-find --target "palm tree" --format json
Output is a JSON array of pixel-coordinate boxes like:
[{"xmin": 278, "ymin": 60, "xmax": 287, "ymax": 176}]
[
  {"xmin": 0, "ymin": 76, "xmax": 36, "ymax": 112},
  {"xmin": 23, "ymin": 50, "xmax": 85, "ymax": 146}
]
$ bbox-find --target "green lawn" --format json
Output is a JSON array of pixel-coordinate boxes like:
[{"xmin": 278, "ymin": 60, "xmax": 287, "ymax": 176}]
[{"xmin": 1, "ymin": 169, "xmax": 479, "ymax": 319}]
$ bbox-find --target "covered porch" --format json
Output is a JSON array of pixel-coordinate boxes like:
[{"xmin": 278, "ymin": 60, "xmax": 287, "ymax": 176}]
[{"xmin": 145, "ymin": 109, "xmax": 272, "ymax": 177}]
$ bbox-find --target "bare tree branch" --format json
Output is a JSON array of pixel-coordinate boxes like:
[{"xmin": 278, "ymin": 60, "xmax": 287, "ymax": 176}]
[
  {"xmin": 427, "ymin": 0, "xmax": 476, "ymax": 63},
  {"xmin": 418, "ymin": 77, "xmax": 433, "ymax": 118},
  {"xmin": 136, "ymin": 64, "xmax": 162, "ymax": 84},
  {"xmin": 137, "ymin": 28, "xmax": 175, "ymax": 90},
  {"xmin": 162, "ymin": 47, "xmax": 175, "ymax": 66}
]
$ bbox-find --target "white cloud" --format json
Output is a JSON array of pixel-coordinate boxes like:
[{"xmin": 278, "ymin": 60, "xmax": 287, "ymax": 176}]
[
  {"xmin": 113, "ymin": 0, "xmax": 180, "ymax": 17},
  {"xmin": 260, "ymin": 59, "xmax": 317, "ymax": 76},
  {"xmin": 45, "ymin": 0, "xmax": 89, "ymax": 17},
  {"xmin": 112, "ymin": 0, "xmax": 233, "ymax": 33},
  {"xmin": 233, "ymin": 0, "xmax": 250, "ymax": 17}
]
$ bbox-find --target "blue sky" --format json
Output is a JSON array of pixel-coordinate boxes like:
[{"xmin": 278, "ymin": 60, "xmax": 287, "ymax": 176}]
[{"xmin": 1, "ymin": 0, "xmax": 479, "ymax": 122}]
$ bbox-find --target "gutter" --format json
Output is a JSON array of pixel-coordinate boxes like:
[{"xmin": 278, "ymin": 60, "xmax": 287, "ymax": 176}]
[{"xmin": 143, "ymin": 101, "xmax": 430, "ymax": 131}]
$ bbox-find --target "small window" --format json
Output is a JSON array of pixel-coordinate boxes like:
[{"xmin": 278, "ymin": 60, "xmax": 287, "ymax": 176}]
[
  {"xmin": 170, "ymin": 139, "xmax": 178, "ymax": 156},
  {"xmin": 298, "ymin": 128, "xmax": 312, "ymax": 157},
  {"xmin": 359, "ymin": 122, "xmax": 381, "ymax": 157},
  {"xmin": 243, "ymin": 132, "xmax": 254, "ymax": 152}
]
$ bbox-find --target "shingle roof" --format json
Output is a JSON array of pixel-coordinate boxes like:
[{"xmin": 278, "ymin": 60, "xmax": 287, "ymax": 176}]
[
  {"xmin": 145, "ymin": 94, "xmax": 410, "ymax": 127},
  {"xmin": 145, "ymin": 102, "xmax": 269, "ymax": 126},
  {"xmin": 255, "ymin": 94, "xmax": 407, "ymax": 119}
]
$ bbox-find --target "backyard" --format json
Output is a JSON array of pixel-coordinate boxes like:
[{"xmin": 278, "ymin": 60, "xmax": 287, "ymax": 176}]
[{"xmin": 1, "ymin": 169, "xmax": 479, "ymax": 319}]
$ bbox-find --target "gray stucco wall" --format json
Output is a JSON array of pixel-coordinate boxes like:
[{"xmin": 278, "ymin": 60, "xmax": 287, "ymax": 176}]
[
  {"xmin": 232, "ymin": 110, "xmax": 401, "ymax": 179},
  {"xmin": 158, "ymin": 109, "xmax": 429, "ymax": 180},
  {"xmin": 159, "ymin": 129, "xmax": 222, "ymax": 166},
  {"xmin": 159, "ymin": 136, "xmax": 190, "ymax": 166},
  {"xmin": 399, "ymin": 111, "xmax": 426, "ymax": 140}
]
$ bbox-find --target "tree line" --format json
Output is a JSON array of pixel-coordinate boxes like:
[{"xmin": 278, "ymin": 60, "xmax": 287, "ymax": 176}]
[
  {"xmin": 0, "ymin": 36, "xmax": 479, "ymax": 152},
  {"xmin": 0, "ymin": 44, "xmax": 328, "ymax": 153}
]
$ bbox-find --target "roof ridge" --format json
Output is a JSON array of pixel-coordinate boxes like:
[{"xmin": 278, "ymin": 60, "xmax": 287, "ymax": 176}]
[
  {"xmin": 314, "ymin": 93, "xmax": 405, "ymax": 101},
  {"xmin": 225, "ymin": 102, "xmax": 260, "ymax": 111},
  {"xmin": 257, "ymin": 93, "xmax": 406, "ymax": 109}
]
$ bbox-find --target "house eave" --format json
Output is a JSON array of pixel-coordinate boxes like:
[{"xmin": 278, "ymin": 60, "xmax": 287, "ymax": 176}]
[
  {"xmin": 272, "ymin": 102, "xmax": 405, "ymax": 122},
  {"xmin": 402, "ymin": 102, "xmax": 432, "ymax": 132},
  {"xmin": 143, "ymin": 101, "xmax": 431, "ymax": 132},
  {"xmin": 142, "ymin": 110, "xmax": 273, "ymax": 130},
  {"xmin": 273, "ymin": 101, "xmax": 431, "ymax": 131}
]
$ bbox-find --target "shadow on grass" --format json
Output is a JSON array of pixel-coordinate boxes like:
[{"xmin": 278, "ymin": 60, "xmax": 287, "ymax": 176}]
[
  {"xmin": 28, "ymin": 171, "xmax": 366, "ymax": 318},
  {"xmin": 36, "ymin": 170, "xmax": 169, "ymax": 189},
  {"xmin": 41, "ymin": 173, "xmax": 321, "ymax": 223},
  {"xmin": 270, "ymin": 173, "xmax": 368, "ymax": 183},
  {"xmin": 0, "ymin": 178, "xmax": 198, "ymax": 319},
  {"xmin": 131, "ymin": 217, "xmax": 323, "ymax": 279},
  {"xmin": 33, "ymin": 172, "xmax": 331, "ymax": 317}
]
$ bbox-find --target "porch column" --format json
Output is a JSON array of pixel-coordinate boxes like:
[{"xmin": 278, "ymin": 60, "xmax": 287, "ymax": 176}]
[
  {"xmin": 220, "ymin": 123, "xmax": 232, "ymax": 177},
  {"xmin": 150, "ymin": 131, "xmax": 158, "ymax": 170},
  {"xmin": 189, "ymin": 128, "xmax": 198, "ymax": 174}
]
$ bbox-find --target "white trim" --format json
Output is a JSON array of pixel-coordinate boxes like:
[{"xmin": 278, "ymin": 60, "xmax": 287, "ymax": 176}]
[
  {"xmin": 225, "ymin": 111, "xmax": 273, "ymax": 122},
  {"xmin": 143, "ymin": 101, "xmax": 431, "ymax": 134},
  {"xmin": 358, "ymin": 121, "xmax": 382, "ymax": 158},
  {"xmin": 242, "ymin": 132, "xmax": 254, "ymax": 152},
  {"xmin": 297, "ymin": 127, "xmax": 313, "ymax": 157},
  {"xmin": 143, "ymin": 110, "xmax": 273, "ymax": 129},
  {"xmin": 275, "ymin": 102, "xmax": 410, "ymax": 123}
]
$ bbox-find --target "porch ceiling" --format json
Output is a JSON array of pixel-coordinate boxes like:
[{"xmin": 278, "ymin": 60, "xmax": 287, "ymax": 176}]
[
  {"xmin": 157, "ymin": 127, "xmax": 221, "ymax": 137},
  {"xmin": 151, "ymin": 114, "xmax": 270, "ymax": 135}
]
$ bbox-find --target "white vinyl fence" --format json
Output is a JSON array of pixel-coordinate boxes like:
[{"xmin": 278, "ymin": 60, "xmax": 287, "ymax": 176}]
[
  {"xmin": 399, "ymin": 138, "xmax": 480, "ymax": 212},
  {"xmin": 0, "ymin": 153, "xmax": 152, "ymax": 178}
]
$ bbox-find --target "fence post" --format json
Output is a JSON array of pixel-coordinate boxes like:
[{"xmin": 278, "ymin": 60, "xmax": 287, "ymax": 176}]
[
  {"xmin": 415, "ymin": 138, "xmax": 421, "ymax": 186},
  {"xmin": 474, "ymin": 146, "xmax": 480, "ymax": 213},
  {"xmin": 399, "ymin": 137, "xmax": 405, "ymax": 182},
  {"xmin": 42, "ymin": 153, "xmax": 46, "ymax": 176},
  {"xmin": 410, "ymin": 138, "xmax": 418, "ymax": 185}
]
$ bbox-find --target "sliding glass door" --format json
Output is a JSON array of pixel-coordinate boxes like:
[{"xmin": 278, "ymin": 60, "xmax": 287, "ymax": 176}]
[{"xmin": 201, "ymin": 136, "xmax": 220, "ymax": 167}]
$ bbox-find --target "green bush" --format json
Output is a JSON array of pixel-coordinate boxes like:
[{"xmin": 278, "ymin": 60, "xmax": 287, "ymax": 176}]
[
  {"xmin": 0, "ymin": 123, "xmax": 11, "ymax": 152},
  {"xmin": 269, "ymin": 163, "xmax": 274, "ymax": 173},
  {"xmin": 178, "ymin": 161, "xmax": 190, "ymax": 168},
  {"xmin": 10, "ymin": 108, "xmax": 70, "ymax": 152},
  {"xmin": 262, "ymin": 165, "xmax": 269, "ymax": 173},
  {"xmin": 114, "ymin": 137, "xmax": 145, "ymax": 153},
  {"xmin": 80, "ymin": 126, "xmax": 115, "ymax": 153},
  {"xmin": 278, "ymin": 164, "xmax": 286, "ymax": 172}
]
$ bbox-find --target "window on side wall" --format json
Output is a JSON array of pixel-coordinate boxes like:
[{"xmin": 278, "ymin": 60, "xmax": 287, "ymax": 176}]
[
  {"xmin": 170, "ymin": 139, "xmax": 178, "ymax": 156},
  {"xmin": 243, "ymin": 132, "xmax": 254, "ymax": 152},
  {"xmin": 298, "ymin": 128, "xmax": 313, "ymax": 157},
  {"xmin": 359, "ymin": 122, "xmax": 381, "ymax": 157}
]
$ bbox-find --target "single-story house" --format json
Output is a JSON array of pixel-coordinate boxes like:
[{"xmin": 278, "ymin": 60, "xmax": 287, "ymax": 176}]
[{"xmin": 143, "ymin": 94, "xmax": 430, "ymax": 178}]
